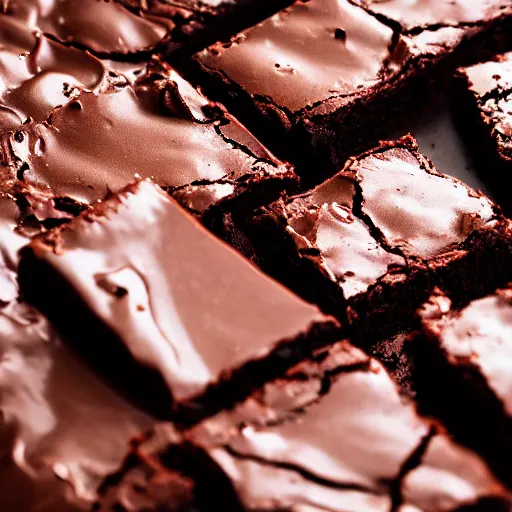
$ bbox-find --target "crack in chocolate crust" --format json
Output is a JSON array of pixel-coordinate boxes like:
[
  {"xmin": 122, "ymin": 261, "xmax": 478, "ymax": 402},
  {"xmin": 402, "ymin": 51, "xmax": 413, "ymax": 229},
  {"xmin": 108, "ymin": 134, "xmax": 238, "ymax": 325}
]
[
  {"xmin": 234, "ymin": 135, "xmax": 512, "ymax": 346},
  {"xmin": 105, "ymin": 342, "xmax": 511, "ymax": 512},
  {"xmin": 0, "ymin": 48, "xmax": 296, "ymax": 227}
]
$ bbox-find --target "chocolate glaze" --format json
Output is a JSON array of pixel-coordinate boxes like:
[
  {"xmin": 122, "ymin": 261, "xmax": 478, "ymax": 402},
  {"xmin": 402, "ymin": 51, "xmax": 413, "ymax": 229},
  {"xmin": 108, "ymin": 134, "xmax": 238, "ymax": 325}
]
[
  {"xmin": 1, "ymin": 57, "xmax": 293, "ymax": 220},
  {"xmin": 0, "ymin": 19, "xmax": 108, "ymax": 135},
  {"xmin": 23, "ymin": 180, "xmax": 337, "ymax": 409},
  {"xmin": 3, "ymin": 0, "xmax": 169, "ymax": 55},
  {"xmin": 0, "ymin": 300, "xmax": 152, "ymax": 511},
  {"xmin": 138, "ymin": 342, "xmax": 511, "ymax": 511}
]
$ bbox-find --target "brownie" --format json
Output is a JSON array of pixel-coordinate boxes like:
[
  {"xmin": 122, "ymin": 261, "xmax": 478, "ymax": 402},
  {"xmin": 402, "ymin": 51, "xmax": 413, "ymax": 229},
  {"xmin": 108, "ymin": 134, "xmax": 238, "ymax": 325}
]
[
  {"xmin": 452, "ymin": 52, "xmax": 512, "ymax": 214},
  {"xmin": 235, "ymin": 136, "xmax": 512, "ymax": 343},
  {"xmin": 0, "ymin": 297, "xmax": 155, "ymax": 511},
  {"xmin": 104, "ymin": 342, "xmax": 512, "ymax": 512},
  {"xmin": 18, "ymin": 179, "xmax": 340, "ymax": 423},
  {"xmin": 192, "ymin": 0, "xmax": 512, "ymax": 181},
  {"xmin": 415, "ymin": 286, "xmax": 512, "ymax": 487},
  {"xmin": 2, "ymin": 0, "xmax": 172, "ymax": 57},
  {"xmin": 0, "ymin": 6, "xmax": 296, "ymax": 236}
]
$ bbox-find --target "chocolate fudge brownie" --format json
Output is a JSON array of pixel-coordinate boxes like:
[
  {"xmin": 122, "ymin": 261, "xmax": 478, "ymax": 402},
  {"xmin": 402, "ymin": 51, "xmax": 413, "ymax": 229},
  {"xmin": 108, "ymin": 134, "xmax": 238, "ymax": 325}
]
[
  {"xmin": 0, "ymin": 299, "xmax": 153, "ymax": 512},
  {"xmin": 103, "ymin": 342, "xmax": 512, "ymax": 512},
  {"xmin": 452, "ymin": 52, "xmax": 512, "ymax": 214},
  {"xmin": 192, "ymin": 0, "xmax": 512, "ymax": 180},
  {"xmin": 0, "ymin": 5, "xmax": 296, "ymax": 235},
  {"xmin": 236, "ymin": 136, "xmax": 512, "ymax": 343},
  {"xmin": 415, "ymin": 286, "xmax": 512, "ymax": 487},
  {"xmin": 19, "ymin": 180, "xmax": 340, "ymax": 422}
]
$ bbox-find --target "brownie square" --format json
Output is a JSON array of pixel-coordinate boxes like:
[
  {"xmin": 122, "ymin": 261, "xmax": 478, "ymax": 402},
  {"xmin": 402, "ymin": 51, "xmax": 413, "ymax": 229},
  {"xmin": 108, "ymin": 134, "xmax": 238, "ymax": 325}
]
[
  {"xmin": 0, "ymin": 32, "xmax": 297, "ymax": 235},
  {"xmin": 19, "ymin": 180, "xmax": 340, "ymax": 422},
  {"xmin": 116, "ymin": 0, "xmax": 294, "ymax": 52},
  {"xmin": 0, "ymin": 299, "xmax": 153, "ymax": 511},
  {"xmin": 415, "ymin": 286, "xmax": 512, "ymax": 487},
  {"xmin": 236, "ymin": 136, "xmax": 512, "ymax": 343},
  {"xmin": 452, "ymin": 52, "xmax": 512, "ymax": 214},
  {"xmin": 192, "ymin": 0, "xmax": 512, "ymax": 181},
  {"xmin": 106, "ymin": 342, "xmax": 512, "ymax": 511}
]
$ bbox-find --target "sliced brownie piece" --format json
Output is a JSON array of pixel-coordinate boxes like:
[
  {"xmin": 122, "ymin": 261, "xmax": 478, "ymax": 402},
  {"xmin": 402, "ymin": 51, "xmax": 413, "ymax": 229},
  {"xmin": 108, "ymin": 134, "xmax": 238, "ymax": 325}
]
[
  {"xmin": 0, "ymin": 49, "xmax": 296, "ymax": 233},
  {"xmin": 106, "ymin": 342, "xmax": 512, "ymax": 512},
  {"xmin": 415, "ymin": 285, "xmax": 512, "ymax": 487},
  {"xmin": 237, "ymin": 136, "xmax": 512, "ymax": 343},
  {"xmin": 452, "ymin": 52, "xmax": 512, "ymax": 214},
  {"xmin": 192, "ymin": 0, "xmax": 512, "ymax": 180},
  {"xmin": 18, "ymin": 180, "xmax": 340, "ymax": 423},
  {"xmin": 0, "ymin": 300, "xmax": 153, "ymax": 511},
  {"xmin": 2, "ymin": 0, "xmax": 172, "ymax": 56}
]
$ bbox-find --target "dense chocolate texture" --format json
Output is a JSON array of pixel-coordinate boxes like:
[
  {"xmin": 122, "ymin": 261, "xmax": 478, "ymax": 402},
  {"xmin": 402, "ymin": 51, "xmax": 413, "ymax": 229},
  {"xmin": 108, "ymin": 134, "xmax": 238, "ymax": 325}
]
[
  {"xmin": 193, "ymin": 0, "xmax": 512, "ymax": 179},
  {"xmin": 237, "ymin": 136, "xmax": 512, "ymax": 343},
  {"xmin": 116, "ymin": 0, "xmax": 294, "ymax": 53},
  {"xmin": 2, "ymin": 0, "xmax": 172, "ymax": 56},
  {"xmin": 113, "ymin": 342, "xmax": 512, "ymax": 512},
  {"xmin": 0, "ymin": 6, "xmax": 296, "ymax": 233},
  {"xmin": 415, "ymin": 286, "xmax": 512, "ymax": 487},
  {"xmin": 452, "ymin": 53, "xmax": 512, "ymax": 214},
  {"xmin": 19, "ymin": 180, "xmax": 339, "ymax": 422}
]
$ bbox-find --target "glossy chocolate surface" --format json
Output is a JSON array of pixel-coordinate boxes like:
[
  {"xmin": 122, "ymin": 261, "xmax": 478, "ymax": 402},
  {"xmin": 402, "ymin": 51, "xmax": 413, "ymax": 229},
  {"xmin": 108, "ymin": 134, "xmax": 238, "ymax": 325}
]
[
  {"xmin": 198, "ymin": 0, "xmax": 394, "ymax": 112},
  {"xmin": 28, "ymin": 180, "xmax": 334, "ymax": 404},
  {"xmin": 196, "ymin": 0, "xmax": 512, "ymax": 114},
  {"xmin": 4, "ymin": 0, "xmax": 169, "ymax": 54},
  {"xmin": 456, "ymin": 52, "xmax": 512, "ymax": 160},
  {"xmin": 0, "ymin": 300, "xmax": 152, "ymax": 511},
  {"xmin": 184, "ymin": 342, "xmax": 510, "ymax": 511},
  {"xmin": 5, "ymin": 65, "xmax": 286, "ymax": 208},
  {"xmin": 278, "ymin": 137, "xmax": 495, "ymax": 299},
  {"xmin": 1, "ymin": 4, "xmax": 291, "ymax": 220}
]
